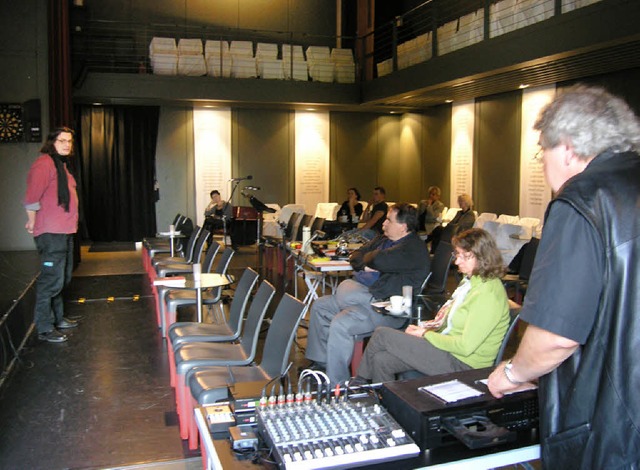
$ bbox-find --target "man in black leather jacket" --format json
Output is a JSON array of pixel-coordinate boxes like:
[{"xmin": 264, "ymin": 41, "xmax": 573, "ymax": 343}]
[{"xmin": 488, "ymin": 85, "xmax": 640, "ymax": 469}]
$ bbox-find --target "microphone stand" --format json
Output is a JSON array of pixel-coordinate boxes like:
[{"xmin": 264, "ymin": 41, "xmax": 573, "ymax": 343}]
[{"xmin": 223, "ymin": 180, "xmax": 243, "ymax": 248}]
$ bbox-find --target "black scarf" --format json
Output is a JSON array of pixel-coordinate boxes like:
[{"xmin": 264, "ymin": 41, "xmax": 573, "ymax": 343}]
[{"xmin": 49, "ymin": 152, "xmax": 70, "ymax": 212}]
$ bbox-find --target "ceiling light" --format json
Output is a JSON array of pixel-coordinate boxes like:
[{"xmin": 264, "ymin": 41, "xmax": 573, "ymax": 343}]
[{"xmin": 519, "ymin": 84, "xmax": 530, "ymax": 89}]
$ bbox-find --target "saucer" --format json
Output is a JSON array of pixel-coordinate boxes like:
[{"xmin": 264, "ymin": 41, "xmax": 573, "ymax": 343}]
[{"xmin": 385, "ymin": 305, "xmax": 408, "ymax": 316}]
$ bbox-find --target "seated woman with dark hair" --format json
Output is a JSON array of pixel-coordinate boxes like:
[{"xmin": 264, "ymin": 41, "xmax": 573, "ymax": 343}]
[
  {"xmin": 203, "ymin": 190, "xmax": 236, "ymax": 248},
  {"xmin": 337, "ymin": 187, "xmax": 364, "ymax": 225},
  {"xmin": 356, "ymin": 228, "xmax": 510, "ymax": 383}
]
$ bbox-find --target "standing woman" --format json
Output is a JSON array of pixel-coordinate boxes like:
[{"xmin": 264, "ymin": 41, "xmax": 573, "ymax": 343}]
[
  {"xmin": 357, "ymin": 228, "xmax": 509, "ymax": 383},
  {"xmin": 24, "ymin": 127, "xmax": 80, "ymax": 343}
]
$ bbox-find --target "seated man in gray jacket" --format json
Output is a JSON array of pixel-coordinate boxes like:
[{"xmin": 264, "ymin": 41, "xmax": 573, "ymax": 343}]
[{"xmin": 305, "ymin": 203, "xmax": 431, "ymax": 384}]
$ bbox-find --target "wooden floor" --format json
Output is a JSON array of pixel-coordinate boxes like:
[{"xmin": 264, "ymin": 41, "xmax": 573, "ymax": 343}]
[{"xmin": 0, "ymin": 243, "xmax": 535, "ymax": 470}]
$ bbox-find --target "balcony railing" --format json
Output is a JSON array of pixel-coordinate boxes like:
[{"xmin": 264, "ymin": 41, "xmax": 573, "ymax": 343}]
[{"xmin": 70, "ymin": 0, "xmax": 603, "ymax": 84}]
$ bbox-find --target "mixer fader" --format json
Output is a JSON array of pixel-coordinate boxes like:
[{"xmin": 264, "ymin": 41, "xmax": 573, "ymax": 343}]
[{"xmin": 257, "ymin": 397, "xmax": 420, "ymax": 469}]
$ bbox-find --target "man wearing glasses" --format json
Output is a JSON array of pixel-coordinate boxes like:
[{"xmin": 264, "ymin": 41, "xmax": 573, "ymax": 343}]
[
  {"xmin": 305, "ymin": 203, "xmax": 430, "ymax": 384},
  {"xmin": 24, "ymin": 127, "xmax": 79, "ymax": 343}
]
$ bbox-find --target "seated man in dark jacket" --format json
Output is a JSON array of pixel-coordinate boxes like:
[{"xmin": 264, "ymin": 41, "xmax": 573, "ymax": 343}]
[{"xmin": 305, "ymin": 203, "xmax": 430, "ymax": 384}]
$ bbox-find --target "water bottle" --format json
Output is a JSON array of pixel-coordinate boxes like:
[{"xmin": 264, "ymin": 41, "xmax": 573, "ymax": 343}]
[{"xmin": 302, "ymin": 226, "xmax": 312, "ymax": 254}]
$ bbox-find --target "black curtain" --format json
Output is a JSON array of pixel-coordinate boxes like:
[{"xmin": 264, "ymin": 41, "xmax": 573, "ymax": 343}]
[{"xmin": 75, "ymin": 105, "xmax": 160, "ymax": 242}]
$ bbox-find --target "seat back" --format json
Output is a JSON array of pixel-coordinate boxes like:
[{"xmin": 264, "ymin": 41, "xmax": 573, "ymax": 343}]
[
  {"xmin": 239, "ymin": 280, "xmax": 276, "ymax": 357},
  {"xmin": 182, "ymin": 224, "xmax": 202, "ymax": 261},
  {"xmin": 178, "ymin": 217, "xmax": 194, "ymax": 239},
  {"xmin": 259, "ymin": 294, "xmax": 306, "ymax": 377},
  {"xmin": 425, "ymin": 241, "xmax": 453, "ymax": 295},
  {"xmin": 226, "ymin": 268, "xmax": 260, "ymax": 338},
  {"xmin": 202, "ymin": 241, "xmax": 221, "ymax": 273},
  {"xmin": 493, "ymin": 311, "xmax": 521, "ymax": 366},
  {"xmin": 310, "ymin": 217, "xmax": 325, "ymax": 234},
  {"xmin": 418, "ymin": 272, "xmax": 433, "ymax": 294},
  {"xmin": 189, "ymin": 228, "xmax": 210, "ymax": 264},
  {"xmin": 284, "ymin": 212, "xmax": 300, "ymax": 239},
  {"xmin": 213, "ymin": 247, "xmax": 235, "ymax": 275},
  {"xmin": 295, "ymin": 214, "xmax": 313, "ymax": 241},
  {"xmin": 517, "ymin": 237, "xmax": 539, "ymax": 281}
]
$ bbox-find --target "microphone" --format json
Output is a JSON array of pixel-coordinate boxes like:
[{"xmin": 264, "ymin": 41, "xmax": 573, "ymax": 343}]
[
  {"xmin": 229, "ymin": 175, "xmax": 253, "ymax": 182},
  {"xmin": 245, "ymin": 185, "xmax": 261, "ymax": 190}
]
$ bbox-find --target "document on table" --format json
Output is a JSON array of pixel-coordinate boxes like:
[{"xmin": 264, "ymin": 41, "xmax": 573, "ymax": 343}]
[{"xmin": 419, "ymin": 379, "xmax": 483, "ymax": 403}]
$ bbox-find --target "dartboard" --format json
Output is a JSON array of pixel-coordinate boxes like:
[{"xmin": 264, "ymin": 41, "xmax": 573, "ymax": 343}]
[{"xmin": 0, "ymin": 104, "xmax": 24, "ymax": 143}]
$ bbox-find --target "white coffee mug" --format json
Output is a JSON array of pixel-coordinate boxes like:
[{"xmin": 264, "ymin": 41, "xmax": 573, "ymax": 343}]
[{"xmin": 389, "ymin": 295, "xmax": 405, "ymax": 312}]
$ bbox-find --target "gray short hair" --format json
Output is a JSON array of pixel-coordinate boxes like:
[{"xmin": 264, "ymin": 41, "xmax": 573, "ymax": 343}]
[{"xmin": 534, "ymin": 85, "xmax": 640, "ymax": 160}]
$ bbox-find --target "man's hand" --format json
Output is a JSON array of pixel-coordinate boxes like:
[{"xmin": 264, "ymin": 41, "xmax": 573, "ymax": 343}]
[
  {"xmin": 487, "ymin": 361, "xmax": 528, "ymax": 398},
  {"xmin": 487, "ymin": 325, "xmax": 579, "ymax": 398}
]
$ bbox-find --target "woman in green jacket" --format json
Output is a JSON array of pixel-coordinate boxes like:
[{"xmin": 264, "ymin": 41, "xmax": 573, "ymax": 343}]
[{"xmin": 357, "ymin": 228, "xmax": 510, "ymax": 383}]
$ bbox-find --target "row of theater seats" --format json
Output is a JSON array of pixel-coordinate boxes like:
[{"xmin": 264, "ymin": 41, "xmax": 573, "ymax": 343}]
[
  {"xmin": 473, "ymin": 213, "xmax": 541, "ymax": 265},
  {"xmin": 377, "ymin": 0, "xmax": 602, "ymax": 77},
  {"xmin": 148, "ymin": 37, "xmax": 356, "ymax": 83}
]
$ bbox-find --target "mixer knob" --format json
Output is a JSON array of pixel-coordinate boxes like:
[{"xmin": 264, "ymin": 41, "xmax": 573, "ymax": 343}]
[
  {"xmin": 386, "ymin": 437, "xmax": 396, "ymax": 447},
  {"xmin": 392, "ymin": 429, "xmax": 406, "ymax": 439}
]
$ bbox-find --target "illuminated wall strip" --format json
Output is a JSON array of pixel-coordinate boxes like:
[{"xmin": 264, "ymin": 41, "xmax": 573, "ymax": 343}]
[
  {"xmin": 520, "ymin": 85, "xmax": 555, "ymax": 221},
  {"xmin": 450, "ymin": 100, "xmax": 475, "ymax": 206},
  {"xmin": 193, "ymin": 108, "xmax": 232, "ymax": 226},
  {"xmin": 294, "ymin": 111, "xmax": 330, "ymax": 213}
]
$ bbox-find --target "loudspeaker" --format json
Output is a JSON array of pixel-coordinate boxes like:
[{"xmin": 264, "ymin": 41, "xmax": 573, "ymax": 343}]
[{"xmin": 22, "ymin": 99, "xmax": 42, "ymax": 143}]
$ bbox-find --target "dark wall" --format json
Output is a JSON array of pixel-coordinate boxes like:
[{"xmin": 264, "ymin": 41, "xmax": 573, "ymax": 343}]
[
  {"xmin": 422, "ymin": 105, "xmax": 452, "ymax": 206},
  {"xmin": 331, "ymin": 113, "xmax": 380, "ymax": 203},
  {"xmin": 234, "ymin": 108, "xmax": 293, "ymax": 206},
  {"xmin": 77, "ymin": 0, "xmax": 337, "ymax": 40},
  {"xmin": 562, "ymin": 67, "xmax": 640, "ymax": 116},
  {"xmin": 474, "ymin": 91, "xmax": 521, "ymax": 215}
]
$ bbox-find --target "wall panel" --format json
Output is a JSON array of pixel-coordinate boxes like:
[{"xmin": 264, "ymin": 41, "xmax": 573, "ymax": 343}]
[
  {"xmin": 155, "ymin": 107, "xmax": 194, "ymax": 229},
  {"xmin": 377, "ymin": 115, "xmax": 402, "ymax": 201},
  {"xmin": 234, "ymin": 108, "xmax": 292, "ymax": 208},
  {"xmin": 330, "ymin": 113, "xmax": 379, "ymax": 203},
  {"xmin": 422, "ymin": 105, "xmax": 452, "ymax": 207},
  {"xmin": 474, "ymin": 91, "xmax": 521, "ymax": 216}
]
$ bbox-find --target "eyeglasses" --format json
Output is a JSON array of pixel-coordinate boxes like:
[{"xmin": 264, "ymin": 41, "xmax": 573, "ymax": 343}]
[
  {"xmin": 452, "ymin": 250, "xmax": 474, "ymax": 261},
  {"xmin": 56, "ymin": 138, "xmax": 73, "ymax": 144},
  {"xmin": 533, "ymin": 146, "xmax": 544, "ymax": 161}
]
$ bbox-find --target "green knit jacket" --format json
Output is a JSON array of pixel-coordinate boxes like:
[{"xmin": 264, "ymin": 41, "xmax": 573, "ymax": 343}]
[{"xmin": 424, "ymin": 275, "xmax": 510, "ymax": 368}]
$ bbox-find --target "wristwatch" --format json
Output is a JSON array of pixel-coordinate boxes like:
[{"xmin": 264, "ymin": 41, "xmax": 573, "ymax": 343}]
[{"xmin": 503, "ymin": 359, "xmax": 524, "ymax": 385}]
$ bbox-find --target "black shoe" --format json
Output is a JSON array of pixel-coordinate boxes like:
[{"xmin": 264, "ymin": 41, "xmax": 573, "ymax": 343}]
[
  {"xmin": 297, "ymin": 360, "xmax": 326, "ymax": 375},
  {"xmin": 56, "ymin": 318, "xmax": 78, "ymax": 329},
  {"xmin": 38, "ymin": 330, "xmax": 68, "ymax": 343}
]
